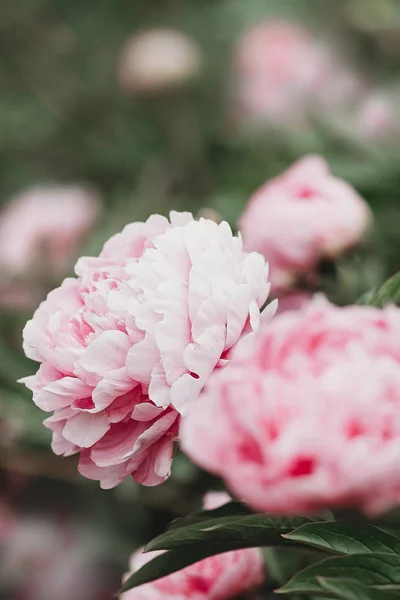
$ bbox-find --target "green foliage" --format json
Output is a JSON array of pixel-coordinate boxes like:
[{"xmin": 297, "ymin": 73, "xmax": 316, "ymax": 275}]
[
  {"xmin": 146, "ymin": 513, "xmax": 320, "ymax": 553},
  {"xmin": 318, "ymin": 578, "xmax": 399, "ymax": 600},
  {"xmin": 122, "ymin": 510, "xmax": 400, "ymax": 597},
  {"xmin": 278, "ymin": 553, "xmax": 400, "ymax": 596},
  {"xmin": 363, "ymin": 272, "xmax": 400, "ymax": 307},
  {"xmin": 166, "ymin": 500, "xmax": 251, "ymax": 530},
  {"xmin": 283, "ymin": 520, "xmax": 400, "ymax": 555},
  {"xmin": 122, "ymin": 513, "xmax": 320, "ymax": 591}
]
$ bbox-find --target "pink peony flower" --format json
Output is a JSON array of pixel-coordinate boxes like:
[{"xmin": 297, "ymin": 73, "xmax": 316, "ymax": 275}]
[
  {"xmin": 120, "ymin": 494, "xmax": 265, "ymax": 599},
  {"xmin": 0, "ymin": 185, "xmax": 101, "ymax": 277},
  {"xmin": 182, "ymin": 297, "xmax": 400, "ymax": 516},
  {"xmin": 234, "ymin": 21, "xmax": 358, "ymax": 125},
  {"xmin": 238, "ymin": 156, "xmax": 372, "ymax": 292},
  {"xmin": 21, "ymin": 211, "xmax": 271, "ymax": 488}
]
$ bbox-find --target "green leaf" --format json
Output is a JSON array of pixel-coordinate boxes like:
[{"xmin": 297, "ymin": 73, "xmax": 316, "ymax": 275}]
[
  {"xmin": 318, "ymin": 577, "xmax": 399, "ymax": 600},
  {"xmin": 263, "ymin": 547, "xmax": 325, "ymax": 586},
  {"xmin": 283, "ymin": 521, "xmax": 400, "ymax": 556},
  {"xmin": 356, "ymin": 290, "xmax": 376, "ymax": 306},
  {"xmin": 277, "ymin": 553, "xmax": 400, "ymax": 596},
  {"xmin": 120, "ymin": 547, "xmax": 216, "ymax": 593},
  {"xmin": 365, "ymin": 272, "xmax": 400, "ymax": 308},
  {"xmin": 122, "ymin": 513, "xmax": 326, "ymax": 593},
  {"xmin": 167, "ymin": 501, "xmax": 251, "ymax": 530},
  {"xmin": 145, "ymin": 513, "xmax": 321, "ymax": 553}
]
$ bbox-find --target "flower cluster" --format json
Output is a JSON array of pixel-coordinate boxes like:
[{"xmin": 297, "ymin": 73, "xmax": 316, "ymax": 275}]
[
  {"xmin": 182, "ymin": 297, "xmax": 400, "ymax": 516},
  {"xmin": 21, "ymin": 211, "xmax": 270, "ymax": 488}
]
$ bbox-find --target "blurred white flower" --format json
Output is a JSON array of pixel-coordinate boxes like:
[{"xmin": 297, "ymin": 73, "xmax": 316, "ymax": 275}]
[{"xmin": 117, "ymin": 29, "xmax": 202, "ymax": 95}]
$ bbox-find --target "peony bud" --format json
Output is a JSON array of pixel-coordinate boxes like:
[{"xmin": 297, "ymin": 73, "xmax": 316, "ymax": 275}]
[{"xmin": 117, "ymin": 29, "xmax": 202, "ymax": 95}]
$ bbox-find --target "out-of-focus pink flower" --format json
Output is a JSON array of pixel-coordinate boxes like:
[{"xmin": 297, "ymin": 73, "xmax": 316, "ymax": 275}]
[
  {"xmin": 182, "ymin": 297, "xmax": 400, "ymax": 516},
  {"xmin": 238, "ymin": 156, "xmax": 372, "ymax": 292},
  {"xmin": 276, "ymin": 291, "xmax": 313, "ymax": 314},
  {"xmin": 0, "ymin": 281, "xmax": 39, "ymax": 311},
  {"xmin": 0, "ymin": 509, "xmax": 117, "ymax": 600},
  {"xmin": 121, "ymin": 548, "xmax": 264, "ymax": 600},
  {"xmin": 355, "ymin": 92, "xmax": 397, "ymax": 140},
  {"xmin": 0, "ymin": 185, "xmax": 101, "ymax": 277},
  {"xmin": 21, "ymin": 211, "xmax": 271, "ymax": 489},
  {"xmin": 121, "ymin": 494, "xmax": 264, "ymax": 600},
  {"xmin": 117, "ymin": 29, "xmax": 202, "ymax": 95},
  {"xmin": 234, "ymin": 21, "xmax": 358, "ymax": 125},
  {"xmin": 0, "ymin": 500, "xmax": 16, "ymax": 541}
]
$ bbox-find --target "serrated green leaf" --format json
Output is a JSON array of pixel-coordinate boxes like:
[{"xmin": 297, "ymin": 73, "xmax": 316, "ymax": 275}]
[
  {"xmin": 366, "ymin": 272, "xmax": 400, "ymax": 308},
  {"xmin": 145, "ymin": 513, "xmax": 321, "ymax": 553},
  {"xmin": 277, "ymin": 553, "xmax": 400, "ymax": 596},
  {"xmin": 318, "ymin": 577, "xmax": 399, "ymax": 600},
  {"xmin": 283, "ymin": 521, "xmax": 400, "ymax": 555}
]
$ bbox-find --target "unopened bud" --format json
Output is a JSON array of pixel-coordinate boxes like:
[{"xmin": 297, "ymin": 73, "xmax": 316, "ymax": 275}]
[{"xmin": 117, "ymin": 29, "xmax": 202, "ymax": 95}]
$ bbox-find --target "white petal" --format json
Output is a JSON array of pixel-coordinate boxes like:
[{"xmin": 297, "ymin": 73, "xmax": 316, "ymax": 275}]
[
  {"xmin": 74, "ymin": 330, "xmax": 131, "ymax": 386},
  {"xmin": 125, "ymin": 335, "xmax": 158, "ymax": 384}
]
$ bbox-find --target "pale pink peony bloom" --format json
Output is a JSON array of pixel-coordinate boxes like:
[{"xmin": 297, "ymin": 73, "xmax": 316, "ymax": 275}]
[
  {"xmin": 238, "ymin": 156, "xmax": 372, "ymax": 292},
  {"xmin": 120, "ymin": 494, "xmax": 264, "ymax": 599},
  {"xmin": 182, "ymin": 297, "xmax": 400, "ymax": 516},
  {"xmin": 0, "ymin": 185, "xmax": 101, "ymax": 277},
  {"xmin": 234, "ymin": 21, "xmax": 358, "ymax": 125},
  {"xmin": 21, "ymin": 211, "xmax": 270, "ymax": 488}
]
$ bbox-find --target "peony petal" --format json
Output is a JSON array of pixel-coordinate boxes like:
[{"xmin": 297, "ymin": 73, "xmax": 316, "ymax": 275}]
[
  {"xmin": 92, "ymin": 368, "xmax": 135, "ymax": 412},
  {"xmin": 62, "ymin": 412, "xmax": 110, "ymax": 448},
  {"xmin": 78, "ymin": 451, "xmax": 130, "ymax": 489},
  {"xmin": 184, "ymin": 325, "xmax": 225, "ymax": 378},
  {"xmin": 74, "ymin": 330, "xmax": 131, "ymax": 386},
  {"xmin": 148, "ymin": 362, "xmax": 171, "ymax": 408},
  {"xmin": 51, "ymin": 432, "xmax": 79, "ymax": 457},
  {"xmin": 90, "ymin": 421, "xmax": 147, "ymax": 467},
  {"xmin": 125, "ymin": 335, "xmax": 159, "ymax": 385},
  {"xmin": 131, "ymin": 409, "xmax": 178, "ymax": 455},
  {"xmin": 131, "ymin": 402, "xmax": 164, "ymax": 421},
  {"xmin": 34, "ymin": 377, "xmax": 93, "ymax": 412}
]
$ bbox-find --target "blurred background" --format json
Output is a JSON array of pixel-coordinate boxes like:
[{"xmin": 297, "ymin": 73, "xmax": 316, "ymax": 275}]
[{"xmin": 1, "ymin": 0, "xmax": 400, "ymax": 597}]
